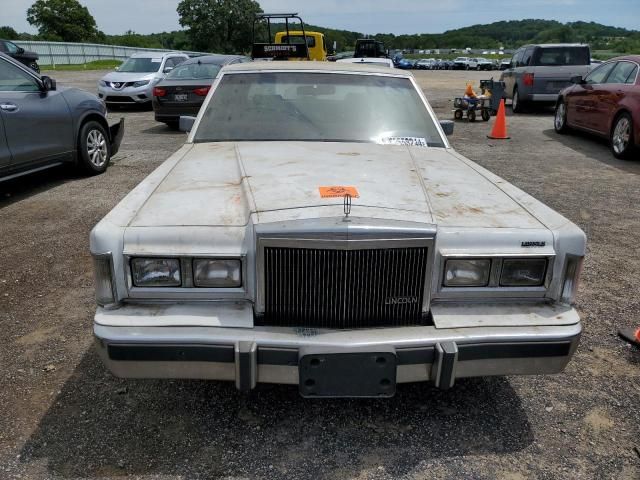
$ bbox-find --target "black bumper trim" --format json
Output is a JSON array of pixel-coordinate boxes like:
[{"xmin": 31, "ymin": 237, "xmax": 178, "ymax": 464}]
[
  {"xmin": 108, "ymin": 344, "xmax": 234, "ymax": 363},
  {"xmin": 397, "ymin": 347, "xmax": 436, "ymax": 365},
  {"xmin": 106, "ymin": 341, "xmax": 573, "ymax": 365},
  {"xmin": 457, "ymin": 342, "xmax": 572, "ymax": 362},
  {"xmin": 258, "ymin": 347, "xmax": 298, "ymax": 366}
]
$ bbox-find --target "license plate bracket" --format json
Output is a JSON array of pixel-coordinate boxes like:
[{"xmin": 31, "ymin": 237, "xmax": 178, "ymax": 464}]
[
  {"xmin": 174, "ymin": 93, "xmax": 188, "ymax": 102},
  {"xmin": 299, "ymin": 352, "xmax": 396, "ymax": 398}
]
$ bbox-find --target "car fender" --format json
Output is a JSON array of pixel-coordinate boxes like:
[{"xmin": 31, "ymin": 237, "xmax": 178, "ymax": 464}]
[
  {"xmin": 73, "ymin": 109, "xmax": 124, "ymax": 159},
  {"xmin": 74, "ymin": 109, "xmax": 110, "ymax": 145}
]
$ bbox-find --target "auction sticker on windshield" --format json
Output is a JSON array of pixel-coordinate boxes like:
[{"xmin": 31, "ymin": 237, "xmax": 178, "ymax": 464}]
[
  {"xmin": 378, "ymin": 137, "xmax": 428, "ymax": 147},
  {"xmin": 319, "ymin": 186, "xmax": 360, "ymax": 198}
]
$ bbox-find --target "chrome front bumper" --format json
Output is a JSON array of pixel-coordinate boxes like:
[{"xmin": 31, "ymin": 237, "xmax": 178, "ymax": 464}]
[
  {"xmin": 98, "ymin": 85, "xmax": 154, "ymax": 103},
  {"xmin": 94, "ymin": 303, "xmax": 581, "ymax": 392}
]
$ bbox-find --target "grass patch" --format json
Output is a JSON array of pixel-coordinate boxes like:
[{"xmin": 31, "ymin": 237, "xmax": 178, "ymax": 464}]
[{"xmin": 40, "ymin": 59, "xmax": 122, "ymax": 71}]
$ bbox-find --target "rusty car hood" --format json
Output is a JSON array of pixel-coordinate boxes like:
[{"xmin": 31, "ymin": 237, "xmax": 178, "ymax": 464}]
[{"xmin": 127, "ymin": 141, "xmax": 544, "ymax": 229}]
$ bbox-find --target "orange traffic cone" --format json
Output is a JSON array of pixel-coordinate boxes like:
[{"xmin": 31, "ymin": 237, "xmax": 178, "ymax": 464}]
[
  {"xmin": 619, "ymin": 326, "xmax": 640, "ymax": 348},
  {"xmin": 487, "ymin": 99, "xmax": 510, "ymax": 139}
]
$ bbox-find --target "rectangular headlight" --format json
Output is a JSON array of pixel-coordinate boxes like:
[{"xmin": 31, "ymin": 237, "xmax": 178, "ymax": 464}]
[
  {"xmin": 93, "ymin": 253, "xmax": 116, "ymax": 306},
  {"xmin": 193, "ymin": 259, "xmax": 242, "ymax": 288},
  {"xmin": 444, "ymin": 259, "xmax": 491, "ymax": 287},
  {"xmin": 131, "ymin": 258, "xmax": 181, "ymax": 287},
  {"xmin": 500, "ymin": 258, "xmax": 547, "ymax": 287}
]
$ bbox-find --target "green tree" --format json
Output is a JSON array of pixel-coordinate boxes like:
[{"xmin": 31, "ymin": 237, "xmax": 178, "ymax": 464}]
[
  {"xmin": 26, "ymin": 0, "xmax": 102, "ymax": 42},
  {"xmin": 177, "ymin": 0, "xmax": 262, "ymax": 53},
  {"xmin": 0, "ymin": 26, "xmax": 19, "ymax": 40}
]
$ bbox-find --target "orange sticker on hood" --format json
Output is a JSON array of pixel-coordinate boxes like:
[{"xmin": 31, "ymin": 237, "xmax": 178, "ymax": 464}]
[{"xmin": 319, "ymin": 186, "xmax": 360, "ymax": 198}]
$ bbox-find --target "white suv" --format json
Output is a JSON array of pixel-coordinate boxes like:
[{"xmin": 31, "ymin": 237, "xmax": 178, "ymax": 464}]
[{"xmin": 98, "ymin": 52, "xmax": 189, "ymax": 106}]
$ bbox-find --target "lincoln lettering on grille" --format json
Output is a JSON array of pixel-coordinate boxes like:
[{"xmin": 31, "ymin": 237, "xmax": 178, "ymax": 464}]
[{"xmin": 261, "ymin": 247, "xmax": 429, "ymax": 328}]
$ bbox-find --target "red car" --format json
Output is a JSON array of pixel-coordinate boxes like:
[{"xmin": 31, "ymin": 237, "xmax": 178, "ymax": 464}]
[{"xmin": 554, "ymin": 55, "xmax": 639, "ymax": 159}]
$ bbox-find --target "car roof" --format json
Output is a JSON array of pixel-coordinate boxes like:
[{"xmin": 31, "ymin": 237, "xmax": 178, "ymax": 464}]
[
  {"xmin": 222, "ymin": 61, "xmax": 412, "ymax": 76},
  {"xmin": 181, "ymin": 54, "xmax": 246, "ymax": 65},
  {"xmin": 605, "ymin": 55, "xmax": 640, "ymax": 63},
  {"xmin": 130, "ymin": 51, "xmax": 186, "ymax": 59}
]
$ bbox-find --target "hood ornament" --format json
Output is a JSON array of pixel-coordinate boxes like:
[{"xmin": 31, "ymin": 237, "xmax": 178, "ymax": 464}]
[{"xmin": 343, "ymin": 193, "xmax": 352, "ymax": 219}]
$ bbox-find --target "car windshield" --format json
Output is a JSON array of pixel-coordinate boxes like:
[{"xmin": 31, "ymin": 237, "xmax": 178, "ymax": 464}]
[
  {"xmin": 166, "ymin": 62, "xmax": 222, "ymax": 80},
  {"xmin": 118, "ymin": 57, "xmax": 162, "ymax": 73},
  {"xmin": 194, "ymin": 72, "xmax": 445, "ymax": 147}
]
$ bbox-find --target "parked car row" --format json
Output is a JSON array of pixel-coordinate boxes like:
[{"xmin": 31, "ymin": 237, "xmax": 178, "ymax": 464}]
[
  {"xmin": 395, "ymin": 56, "xmax": 505, "ymax": 71},
  {"xmin": 494, "ymin": 43, "xmax": 638, "ymax": 159}
]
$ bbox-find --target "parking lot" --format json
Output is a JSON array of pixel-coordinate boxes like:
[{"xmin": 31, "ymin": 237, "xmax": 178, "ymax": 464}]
[{"xmin": 0, "ymin": 68, "xmax": 639, "ymax": 479}]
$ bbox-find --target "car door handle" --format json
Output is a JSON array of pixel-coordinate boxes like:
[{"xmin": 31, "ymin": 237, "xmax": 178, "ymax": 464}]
[{"xmin": 0, "ymin": 103, "xmax": 18, "ymax": 112}]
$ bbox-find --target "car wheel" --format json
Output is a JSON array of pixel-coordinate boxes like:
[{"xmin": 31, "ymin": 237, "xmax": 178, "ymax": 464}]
[
  {"xmin": 512, "ymin": 87, "xmax": 525, "ymax": 113},
  {"xmin": 78, "ymin": 121, "xmax": 111, "ymax": 175},
  {"xmin": 477, "ymin": 66, "xmax": 481, "ymax": 71},
  {"xmin": 554, "ymin": 100, "xmax": 569, "ymax": 134},
  {"xmin": 29, "ymin": 62, "xmax": 40, "ymax": 73},
  {"xmin": 610, "ymin": 112, "xmax": 635, "ymax": 160}
]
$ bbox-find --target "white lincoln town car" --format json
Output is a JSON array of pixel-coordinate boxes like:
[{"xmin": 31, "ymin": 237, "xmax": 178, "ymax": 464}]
[{"xmin": 91, "ymin": 62, "xmax": 585, "ymax": 397}]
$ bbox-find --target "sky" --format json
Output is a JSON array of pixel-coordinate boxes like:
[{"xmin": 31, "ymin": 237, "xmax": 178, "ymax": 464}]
[{"xmin": 2, "ymin": 0, "xmax": 639, "ymax": 36}]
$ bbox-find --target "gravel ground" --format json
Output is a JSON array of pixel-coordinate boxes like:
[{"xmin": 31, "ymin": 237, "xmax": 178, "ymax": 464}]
[{"xmin": 0, "ymin": 69, "xmax": 638, "ymax": 480}]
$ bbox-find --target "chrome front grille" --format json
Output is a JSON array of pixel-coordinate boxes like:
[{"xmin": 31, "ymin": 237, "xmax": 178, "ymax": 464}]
[{"xmin": 260, "ymin": 246, "xmax": 429, "ymax": 329}]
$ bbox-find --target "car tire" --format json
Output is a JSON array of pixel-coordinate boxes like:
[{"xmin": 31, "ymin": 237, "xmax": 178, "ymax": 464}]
[
  {"xmin": 78, "ymin": 121, "xmax": 111, "ymax": 175},
  {"xmin": 477, "ymin": 66, "xmax": 481, "ymax": 71},
  {"xmin": 610, "ymin": 112, "xmax": 636, "ymax": 160},
  {"xmin": 511, "ymin": 87, "xmax": 525, "ymax": 113},
  {"xmin": 554, "ymin": 100, "xmax": 569, "ymax": 134},
  {"xmin": 165, "ymin": 121, "xmax": 180, "ymax": 131}
]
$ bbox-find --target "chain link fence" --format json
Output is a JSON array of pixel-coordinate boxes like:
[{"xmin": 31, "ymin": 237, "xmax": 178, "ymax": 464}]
[{"xmin": 12, "ymin": 40, "xmax": 208, "ymax": 66}]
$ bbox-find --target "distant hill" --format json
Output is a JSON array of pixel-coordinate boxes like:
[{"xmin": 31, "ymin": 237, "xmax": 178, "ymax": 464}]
[{"xmin": 368, "ymin": 19, "xmax": 639, "ymax": 54}]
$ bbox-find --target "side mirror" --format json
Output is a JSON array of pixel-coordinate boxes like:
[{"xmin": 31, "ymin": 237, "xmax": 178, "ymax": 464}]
[
  {"xmin": 164, "ymin": 66, "xmax": 174, "ymax": 74},
  {"xmin": 17, "ymin": 47, "xmax": 25, "ymax": 54},
  {"xmin": 41, "ymin": 76, "xmax": 56, "ymax": 92},
  {"xmin": 570, "ymin": 75, "xmax": 584, "ymax": 84},
  {"xmin": 179, "ymin": 116, "xmax": 196, "ymax": 133},
  {"xmin": 440, "ymin": 120, "xmax": 454, "ymax": 136}
]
